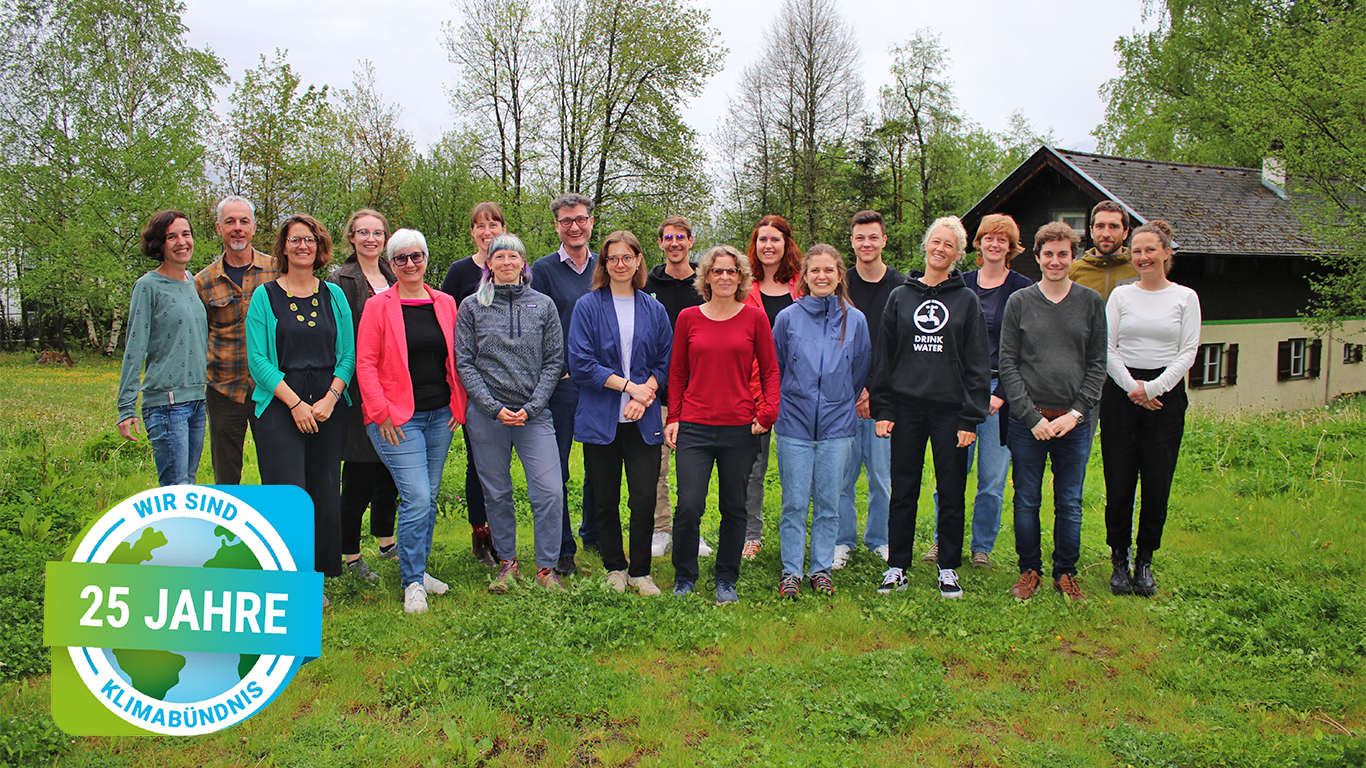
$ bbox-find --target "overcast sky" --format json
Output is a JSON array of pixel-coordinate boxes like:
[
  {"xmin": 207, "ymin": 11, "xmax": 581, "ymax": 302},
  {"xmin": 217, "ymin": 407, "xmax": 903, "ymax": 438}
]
[{"xmin": 182, "ymin": 0, "xmax": 1159, "ymax": 162}]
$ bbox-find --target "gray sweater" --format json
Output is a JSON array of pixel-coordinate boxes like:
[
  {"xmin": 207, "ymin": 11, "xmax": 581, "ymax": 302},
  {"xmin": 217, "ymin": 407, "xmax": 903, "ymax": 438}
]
[
  {"xmin": 455, "ymin": 284, "xmax": 564, "ymax": 420},
  {"xmin": 116, "ymin": 270, "xmax": 209, "ymax": 423},
  {"xmin": 997, "ymin": 283, "xmax": 1107, "ymax": 428}
]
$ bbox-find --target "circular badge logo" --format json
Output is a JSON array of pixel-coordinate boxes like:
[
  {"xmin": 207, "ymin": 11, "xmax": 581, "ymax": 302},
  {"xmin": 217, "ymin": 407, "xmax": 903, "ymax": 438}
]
[
  {"xmin": 66, "ymin": 486, "xmax": 298, "ymax": 735},
  {"xmin": 913, "ymin": 299, "xmax": 949, "ymax": 334}
]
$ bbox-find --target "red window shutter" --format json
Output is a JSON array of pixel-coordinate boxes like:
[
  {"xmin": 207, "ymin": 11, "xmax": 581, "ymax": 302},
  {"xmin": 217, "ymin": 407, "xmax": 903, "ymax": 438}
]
[
  {"xmin": 1308, "ymin": 339, "xmax": 1323, "ymax": 378},
  {"xmin": 1277, "ymin": 340, "xmax": 1292, "ymax": 381},
  {"xmin": 1225, "ymin": 344, "xmax": 1238, "ymax": 385}
]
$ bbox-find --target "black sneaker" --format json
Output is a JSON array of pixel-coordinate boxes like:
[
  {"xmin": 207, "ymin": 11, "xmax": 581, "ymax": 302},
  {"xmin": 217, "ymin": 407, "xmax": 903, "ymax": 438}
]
[
  {"xmin": 554, "ymin": 555, "xmax": 577, "ymax": 575},
  {"xmin": 877, "ymin": 567, "xmax": 907, "ymax": 594},
  {"xmin": 809, "ymin": 570, "xmax": 834, "ymax": 596},
  {"xmin": 778, "ymin": 572, "xmax": 800, "ymax": 600},
  {"xmin": 938, "ymin": 568, "xmax": 963, "ymax": 599}
]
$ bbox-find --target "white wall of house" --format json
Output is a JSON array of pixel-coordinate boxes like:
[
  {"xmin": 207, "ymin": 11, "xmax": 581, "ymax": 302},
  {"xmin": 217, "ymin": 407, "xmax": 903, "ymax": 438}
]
[{"xmin": 1189, "ymin": 318, "xmax": 1366, "ymax": 413}]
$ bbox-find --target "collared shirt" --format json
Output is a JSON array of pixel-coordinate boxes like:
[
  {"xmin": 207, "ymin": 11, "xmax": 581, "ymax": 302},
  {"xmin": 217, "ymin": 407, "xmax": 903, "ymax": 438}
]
[
  {"xmin": 557, "ymin": 245, "xmax": 591, "ymax": 275},
  {"xmin": 194, "ymin": 249, "xmax": 280, "ymax": 403}
]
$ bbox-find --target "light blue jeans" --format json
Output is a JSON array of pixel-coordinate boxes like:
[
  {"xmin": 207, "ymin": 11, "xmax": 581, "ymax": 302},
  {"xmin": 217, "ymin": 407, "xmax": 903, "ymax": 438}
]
[
  {"xmin": 143, "ymin": 400, "xmax": 206, "ymax": 487},
  {"xmin": 776, "ymin": 434, "xmax": 853, "ymax": 576},
  {"xmin": 367, "ymin": 407, "xmax": 454, "ymax": 588},
  {"xmin": 838, "ymin": 418, "xmax": 890, "ymax": 551},
  {"xmin": 465, "ymin": 404, "xmax": 564, "ymax": 570}
]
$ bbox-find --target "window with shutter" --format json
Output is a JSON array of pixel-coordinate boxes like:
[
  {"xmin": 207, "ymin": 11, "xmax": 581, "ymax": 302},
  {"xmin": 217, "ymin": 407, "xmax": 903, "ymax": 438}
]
[
  {"xmin": 1225, "ymin": 344, "xmax": 1238, "ymax": 385},
  {"xmin": 1307, "ymin": 339, "xmax": 1322, "ymax": 378}
]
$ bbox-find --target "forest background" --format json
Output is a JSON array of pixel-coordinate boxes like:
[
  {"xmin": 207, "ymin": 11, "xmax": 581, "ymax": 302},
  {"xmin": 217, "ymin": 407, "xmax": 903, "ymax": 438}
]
[{"xmin": 0, "ymin": 0, "xmax": 1363, "ymax": 350}]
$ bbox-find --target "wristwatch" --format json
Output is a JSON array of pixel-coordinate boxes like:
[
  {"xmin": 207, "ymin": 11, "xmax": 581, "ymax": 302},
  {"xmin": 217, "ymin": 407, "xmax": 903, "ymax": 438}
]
[{"xmin": 1067, "ymin": 409, "xmax": 1083, "ymax": 421}]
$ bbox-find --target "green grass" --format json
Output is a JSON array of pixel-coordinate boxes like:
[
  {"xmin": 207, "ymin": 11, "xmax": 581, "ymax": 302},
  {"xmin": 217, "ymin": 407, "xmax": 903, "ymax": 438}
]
[{"xmin": 1, "ymin": 352, "xmax": 1364, "ymax": 767}]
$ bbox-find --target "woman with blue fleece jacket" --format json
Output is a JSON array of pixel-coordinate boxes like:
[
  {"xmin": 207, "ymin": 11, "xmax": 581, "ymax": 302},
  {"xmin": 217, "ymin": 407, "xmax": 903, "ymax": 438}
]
[
  {"xmin": 568, "ymin": 230, "xmax": 673, "ymax": 596},
  {"xmin": 771, "ymin": 244, "xmax": 871, "ymax": 600}
]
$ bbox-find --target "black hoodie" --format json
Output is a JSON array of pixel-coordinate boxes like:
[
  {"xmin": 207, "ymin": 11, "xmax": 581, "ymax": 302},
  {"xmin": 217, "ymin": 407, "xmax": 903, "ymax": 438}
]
[
  {"xmin": 644, "ymin": 262, "xmax": 704, "ymax": 328},
  {"xmin": 869, "ymin": 270, "xmax": 991, "ymax": 432}
]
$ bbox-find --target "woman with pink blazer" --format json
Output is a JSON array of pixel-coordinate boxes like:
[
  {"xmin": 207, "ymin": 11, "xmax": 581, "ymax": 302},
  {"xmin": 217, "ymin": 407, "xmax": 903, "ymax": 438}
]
[{"xmin": 355, "ymin": 228, "xmax": 467, "ymax": 614}]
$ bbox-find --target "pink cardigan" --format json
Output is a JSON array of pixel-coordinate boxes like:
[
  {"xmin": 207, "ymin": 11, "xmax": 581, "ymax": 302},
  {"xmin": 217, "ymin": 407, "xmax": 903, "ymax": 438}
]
[{"xmin": 355, "ymin": 284, "xmax": 467, "ymax": 428}]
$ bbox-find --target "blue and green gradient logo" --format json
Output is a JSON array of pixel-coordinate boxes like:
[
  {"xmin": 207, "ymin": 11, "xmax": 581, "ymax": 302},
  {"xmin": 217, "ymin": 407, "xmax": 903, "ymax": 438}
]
[{"xmin": 45, "ymin": 485, "xmax": 322, "ymax": 735}]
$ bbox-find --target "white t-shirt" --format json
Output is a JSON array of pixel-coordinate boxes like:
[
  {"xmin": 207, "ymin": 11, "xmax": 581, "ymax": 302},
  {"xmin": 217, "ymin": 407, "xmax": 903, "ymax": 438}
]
[
  {"xmin": 1106, "ymin": 282, "xmax": 1202, "ymax": 398},
  {"xmin": 613, "ymin": 294, "xmax": 636, "ymax": 422}
]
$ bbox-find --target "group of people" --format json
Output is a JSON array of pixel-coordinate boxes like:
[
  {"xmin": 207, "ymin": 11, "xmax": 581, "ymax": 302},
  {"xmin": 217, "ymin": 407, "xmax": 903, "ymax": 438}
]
[{"xmin": 116, "ymin": 195, "xmax": 1200, "ymax": 611}]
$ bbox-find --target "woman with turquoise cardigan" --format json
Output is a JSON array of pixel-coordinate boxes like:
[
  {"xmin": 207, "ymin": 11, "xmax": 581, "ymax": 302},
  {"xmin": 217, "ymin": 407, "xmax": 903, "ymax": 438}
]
[{"xmin": 246, "ymin": 214, "xmax": 355, "ymax": 580}]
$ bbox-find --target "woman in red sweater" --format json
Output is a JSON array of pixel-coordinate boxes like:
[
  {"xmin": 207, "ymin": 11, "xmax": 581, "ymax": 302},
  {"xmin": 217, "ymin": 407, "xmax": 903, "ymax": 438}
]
[
  {"xmin": 664, "ymin": 245, "xmax": 780, "ymax": 605},
  {"xmin": 355, "ymin": 228, "xmax": 467, "ymax": 614}
]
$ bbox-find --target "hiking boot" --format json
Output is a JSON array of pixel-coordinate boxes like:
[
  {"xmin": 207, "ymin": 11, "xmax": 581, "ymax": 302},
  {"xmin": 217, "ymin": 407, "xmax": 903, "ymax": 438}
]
[
  {"xmin": 629, "ymin": 575, "xmax": 661, "ymax": 596},
  {"xmin": 346, "ymin": 556, "xmax": 380, "ymax": 581},
  {"xmin": 422, "ymin": 572, "xmax": 449, "ymax": 595},
  {"xmin": 938, "ymin": 568, "xmax": 963, "ymax": 599},
  {"xmin": 971, "ymin": 551, "xmax": 991, "ymax": 569},
  {"xmin": 651, "ymin": 531, "xmax": 671, "ymax": 558},
  {"xmin": 1132, "ymin": 550, "xmax": 1157, "ymax": 596},
  {"xmin": 605, "ymin": 569, "xmax": 628, "ymax": 593},
  {"xmin": 715, "ymin": 581, "xmax": 738, "ymax": 605},
  {"xmin": 673, "ymin": 578, "xmax": 695, "ymax": 596},
  {"xmin": 1010, "ymin": 570, "xmax": 1042, "ymax": 600},
  {"xmin": 1110, "ymin": 548, "xmax": 1133, "ymax": 596},
  {"xmin": 488, "ymin": 560, "xmax": 518, "ymax": 594},
  {"xmin": 831, "ymin": 544, "xmax": 852, "ymax": 570},
  {"xmin": 1054, "ymin": 574, "xmax": 1087, "ymax": 602},
  {"xmin": 535, "ymin": 568, "xmax": 565, "ymax": 591},
  {"xmin": 403, "ymin": 582, "xmax": 427, "ymax": 614},
  {"xmin": 877, "ymin": 567, "xmax": 907, "ymax": 594},
  {"xmin": 778, "ymin": 572, "xmax": 801, "ymax": 600},
  {"xmin": 741, "ymin": 540, "xmax": 762, "ymax": 560},
  {"xmin": 472, "ymin": 525, "xmax": 497, "ymax": 567},
  {"xmin": 809, "ymin": 570, "xmax": 834, "ymax": 596},
  {"xmin": 921, "ymin": 542, "xmax": 939, "ymax": 564}
]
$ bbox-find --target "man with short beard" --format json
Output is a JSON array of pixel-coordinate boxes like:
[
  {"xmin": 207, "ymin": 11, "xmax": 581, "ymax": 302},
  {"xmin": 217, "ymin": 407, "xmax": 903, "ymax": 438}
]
[
  {"xmin": 1070, "ymin": 200, "xmax": 1138, "ymax": 301},
  {"xmin": 194, "ymin": 196, "xmax": 279, "ymax": 484}
]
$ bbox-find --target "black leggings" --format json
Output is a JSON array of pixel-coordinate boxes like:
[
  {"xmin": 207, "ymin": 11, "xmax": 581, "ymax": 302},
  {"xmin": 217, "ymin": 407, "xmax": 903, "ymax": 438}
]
[{"xmin": 1101, "ymin": 369, "xmax": 1187, "ymax": 553}]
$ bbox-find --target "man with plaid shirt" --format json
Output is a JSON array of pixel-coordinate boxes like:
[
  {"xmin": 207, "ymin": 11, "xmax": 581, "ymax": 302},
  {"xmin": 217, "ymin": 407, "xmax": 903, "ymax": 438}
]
[{"xmin": 194, "ymin": 196, "xmax": 279, "ymax": 484}]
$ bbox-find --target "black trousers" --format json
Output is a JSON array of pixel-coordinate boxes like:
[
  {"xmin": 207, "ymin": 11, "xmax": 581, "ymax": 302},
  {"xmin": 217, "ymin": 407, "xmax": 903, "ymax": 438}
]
[
  {"xmin": 253, "ymin": 370, "xmax": 348, "ymax": 577},
  {"xmin": 339, "ymin": 460, "xmax": 398, "ymax": 554},
  {"xmin": 584, "ymin": 423, "xmax": 662, "ymax": 577},
  {"xmin": 888, "ymin": 398, "xmax": 969, "ymax": 571},
  {"xmin": 206, "ymin": 386, "xmax": 255, "ymax": 485},
  {"xmin": 462, "ymin": 424, "xmax": 488, "ymax": 527},
  {"xmin": 672, "ymin": 422, "xmax": 760, "ymax": 585},
  {"xmin": 1101, "ymin": 370, "xmax": 1187, "ymax": 553}
]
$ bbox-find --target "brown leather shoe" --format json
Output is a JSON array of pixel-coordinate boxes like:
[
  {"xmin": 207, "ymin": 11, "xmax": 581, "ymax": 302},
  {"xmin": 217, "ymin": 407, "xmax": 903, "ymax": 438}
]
[
  {"xmin": 1009, "ymin": 569, "xmax": 1041, "ymax": 600},
  {"xmin": 1053, "ymin": 574, "xmax": 1087, "ymax": 602},
  {"xmin": 472, "ymin": 525, "xmax": 497, "ymax": 567}
]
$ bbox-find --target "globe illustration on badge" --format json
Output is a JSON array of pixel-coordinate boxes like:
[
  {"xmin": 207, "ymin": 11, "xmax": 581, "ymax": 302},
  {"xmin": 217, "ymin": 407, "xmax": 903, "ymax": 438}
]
[{"xmin": 98, "ymin": 516, "xmax": 264, "ymax": 704}]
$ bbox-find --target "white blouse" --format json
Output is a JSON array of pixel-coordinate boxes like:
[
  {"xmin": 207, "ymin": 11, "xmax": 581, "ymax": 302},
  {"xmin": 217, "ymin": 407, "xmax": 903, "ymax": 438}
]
[{"xmin": 1105, "ymin": 282, "xmax": 1202, "ymax": 398}]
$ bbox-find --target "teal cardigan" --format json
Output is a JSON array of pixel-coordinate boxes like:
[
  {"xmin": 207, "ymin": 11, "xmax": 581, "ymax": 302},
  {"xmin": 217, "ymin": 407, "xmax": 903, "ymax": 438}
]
[{"xmin": 245, "ymin": 281, "xmax": 356, "ymax": 417}]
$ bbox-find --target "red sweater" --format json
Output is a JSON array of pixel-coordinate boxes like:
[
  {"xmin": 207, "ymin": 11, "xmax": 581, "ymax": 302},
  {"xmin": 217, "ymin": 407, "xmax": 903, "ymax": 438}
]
[
  {"xmin": 667, "ymin": 305, "xmax": 780, "ymax": 429},
  {"xmin": 355, "ymin": 285, "xmax": 467, "ymax": 428}
]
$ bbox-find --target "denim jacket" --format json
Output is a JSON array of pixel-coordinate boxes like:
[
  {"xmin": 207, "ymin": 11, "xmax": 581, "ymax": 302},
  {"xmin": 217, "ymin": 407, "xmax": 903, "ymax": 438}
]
[{"xmin": 772, "ymin": 294, "xmax": 871, "ymax": 441}]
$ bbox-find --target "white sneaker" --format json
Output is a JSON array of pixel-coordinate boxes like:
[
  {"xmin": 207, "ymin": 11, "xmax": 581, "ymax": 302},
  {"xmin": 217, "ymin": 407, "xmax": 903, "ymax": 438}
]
[
  {"xmin": 422, "ymin": 572, "xmax": 449, "ymax": 595},
  {"xmin": 697, "ymin": 536, "xmax": 715, "ymax": 557},
  {"xmin": 628, "ymin": 574, "xmax": 662, "ymax": 596},
  {"xmin": 651, "ymin": 531, "xmax": 672, "ymax": 557},
  {"xmin": 404, "ymin": 583, "xmax": 428, "ymax": 614},
  {"xmin": 831, "ymin": 544, "xmax": 852, "ymax": 570},
  {"xmin": 873, "ymin": 545, "xmax": 890, "ymax": 562},
  {"xmin": 605, "ymin": 569, "xmax": 628, "ymax": 592}
]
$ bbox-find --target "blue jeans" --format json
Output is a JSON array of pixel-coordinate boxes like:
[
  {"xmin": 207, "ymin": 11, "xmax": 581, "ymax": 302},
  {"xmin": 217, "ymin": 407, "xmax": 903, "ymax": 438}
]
[
  {"xmin": 1008, "ymin": 412, "xmax": 1096, "ymax": 579},
  {"xmin": 466, "ymin": 405, "xmax": 564, "ymax": 570},
  {"xmin": 838, "ymin": 418, "xmax": 890, "ymax": 551},
  {"xmin": 548, "ymin": 378, "xmax": 596, "ymax": 554},
  {"xmin": 776, "ymin": 435, "xmax": 852, "ymax": 576},
  {"xmin": 931, "ymin": 409, "xmax": 1012, "ymax": 554},
  {"xmin": 367, "ymin": 408, "xmax": 455, "ymax": 588},
  {"xmin": 143, "ymin": 399, "xmax": 206, "ymax": 487}
]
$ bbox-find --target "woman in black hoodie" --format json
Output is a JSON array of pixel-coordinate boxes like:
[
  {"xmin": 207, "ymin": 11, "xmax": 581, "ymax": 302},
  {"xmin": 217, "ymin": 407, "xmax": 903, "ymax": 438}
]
[{"xmin": 869, "ymin": 216, "xmax": 991, "ymax": 599}]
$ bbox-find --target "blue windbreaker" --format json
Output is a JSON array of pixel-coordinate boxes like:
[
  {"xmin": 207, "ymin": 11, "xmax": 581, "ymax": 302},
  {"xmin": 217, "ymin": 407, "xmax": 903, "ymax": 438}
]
[{"xmin": 772, "ymin": 294, "xmax": 871, "ymax": 441}]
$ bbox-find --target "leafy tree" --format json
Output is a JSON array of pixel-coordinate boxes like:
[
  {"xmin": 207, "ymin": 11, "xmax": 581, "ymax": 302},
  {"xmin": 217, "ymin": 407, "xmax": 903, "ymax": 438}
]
[
  {"xmin": 337, "ymin": 61, "xmax": 415, "ymax": 217},
  {"xmin": 0, "ymin": 0, "xmax": 223, "ymax": 350}
]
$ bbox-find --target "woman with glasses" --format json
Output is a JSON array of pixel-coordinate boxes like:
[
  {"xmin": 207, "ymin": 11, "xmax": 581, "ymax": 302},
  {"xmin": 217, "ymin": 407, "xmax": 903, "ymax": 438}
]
[
  {"xmin": 456, "ymin": 234, "xmax": 567, "ymax": 592},
  {"xmin": 247, "ymin": 214, "xmax": 354, "ymax": 584},
  {"xmin": 355, "ymin": 229, "xmax": 467, "ymax": 614},
  {"xmin": 328, "ymin": 209, "xmax": 399, "ymax": 581},
  {"xmin": 440, "ymin": 202, "xmax": 508, "ymax": 566},
  {"xmin": 665, "ymin": 245, "xmax": 780, "ymax": 605},
  {"xmin": 115, "ymin": 210, "xmax": 208, "ymax": 487},
  {"xmin": 568, "ymin": 231, "xmax": 672, "ymax": 596}
]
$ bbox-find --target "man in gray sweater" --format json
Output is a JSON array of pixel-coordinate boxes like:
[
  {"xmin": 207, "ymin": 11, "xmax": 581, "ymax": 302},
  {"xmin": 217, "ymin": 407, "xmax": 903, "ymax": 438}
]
[{"xmin": 998, "ymin": 221, "xmax": 1106, "ymax": 602}]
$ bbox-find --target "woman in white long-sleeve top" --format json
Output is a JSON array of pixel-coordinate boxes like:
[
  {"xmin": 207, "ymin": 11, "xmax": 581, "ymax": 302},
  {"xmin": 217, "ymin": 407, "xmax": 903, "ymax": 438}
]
[{"xmin": 1101, "ymin": 219, "xmax": 1201, "ymax": 597}]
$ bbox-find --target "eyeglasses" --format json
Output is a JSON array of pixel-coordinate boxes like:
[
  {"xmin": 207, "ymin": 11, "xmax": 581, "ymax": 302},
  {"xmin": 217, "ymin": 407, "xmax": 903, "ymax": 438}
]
[
  {"xmin": 556, "ymin": 216, "xmax": 592, "ymax": 228},
  {"xmin": 605, "ymin": 255, "xmax": 637, "ymax": 266},
  {"xmin": 354, "ymin": 228, "xmax": 385, "ymax": 239},
  {"xmin": 661, "ymin": 233, "xmax": 690, "ymax": 241},
  {"xmin": 710, "ymin": 267, "xmax": 738, "ymax": 276},
  {"xmin": 286, "ymin": 236, "xmax": 317, "ymax": 245},
  {"xmin": 391, "ymin": 251, "xmax": 427, "ymax": 266}
]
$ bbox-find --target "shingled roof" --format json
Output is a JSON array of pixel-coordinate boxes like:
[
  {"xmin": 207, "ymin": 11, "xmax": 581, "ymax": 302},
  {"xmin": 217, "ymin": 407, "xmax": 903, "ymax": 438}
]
[{"xmin": 968, "ymin": 146, "xmax": 1328, "ymax": 257}]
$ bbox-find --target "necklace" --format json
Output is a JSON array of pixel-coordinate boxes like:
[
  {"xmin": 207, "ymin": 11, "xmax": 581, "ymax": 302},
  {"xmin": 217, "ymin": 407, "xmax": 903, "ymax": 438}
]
[{"xmin": 285, "ymin": 280, "xmax": 320, "ymax": 326}]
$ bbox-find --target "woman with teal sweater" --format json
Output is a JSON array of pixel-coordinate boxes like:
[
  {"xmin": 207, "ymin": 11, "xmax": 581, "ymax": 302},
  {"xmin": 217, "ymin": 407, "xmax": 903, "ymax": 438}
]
[{"xmin": 246, "ymin": 214, "xmax": 355, "ymax": 579}]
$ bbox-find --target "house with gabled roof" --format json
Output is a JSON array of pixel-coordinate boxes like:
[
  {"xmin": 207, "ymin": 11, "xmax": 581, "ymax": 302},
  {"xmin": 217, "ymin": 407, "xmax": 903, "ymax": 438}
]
[{"xmin": 961, "ymin": 145, "xmax": 1364, "ymax": 412}]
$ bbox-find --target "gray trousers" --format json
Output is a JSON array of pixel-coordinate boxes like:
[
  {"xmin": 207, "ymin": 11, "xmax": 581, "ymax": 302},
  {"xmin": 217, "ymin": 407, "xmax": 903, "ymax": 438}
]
[
  {"xmin": 744, "ymin": 430, "xmax": 771, "ymax": 541},
  {"xmin": 465, "ymin": 404, "xmax": 564, "ymax": 570}
]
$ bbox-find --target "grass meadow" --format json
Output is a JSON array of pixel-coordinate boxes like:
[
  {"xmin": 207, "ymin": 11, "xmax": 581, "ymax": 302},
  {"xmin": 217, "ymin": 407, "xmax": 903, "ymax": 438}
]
[{"xmin": 1, "ymin": 352, "xmax": 1363, "ymax": 767}]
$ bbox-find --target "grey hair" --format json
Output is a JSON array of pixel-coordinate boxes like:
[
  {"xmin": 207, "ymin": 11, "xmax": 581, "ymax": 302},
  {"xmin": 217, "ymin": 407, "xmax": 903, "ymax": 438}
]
[
  {"xmin": 550, "ymin": 192, "xmax": 594, "ymax": 217},
  {"xmin": 922, "ymin": 215, "xmax": 968, "ymax": 259},
  {"xmin": 215, "ymin": 195, "xmax": 256, "ymax": 221},
  {"xmin": 386, "ymin": 228, "xmax": 428, "ymax": 259}
]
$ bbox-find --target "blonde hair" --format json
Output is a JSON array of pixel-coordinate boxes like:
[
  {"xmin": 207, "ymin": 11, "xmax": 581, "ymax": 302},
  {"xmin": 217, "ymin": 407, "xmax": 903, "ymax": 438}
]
[{"xmin": 695, "ymin": 245, "xmax": 753, "ymax": 302}]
